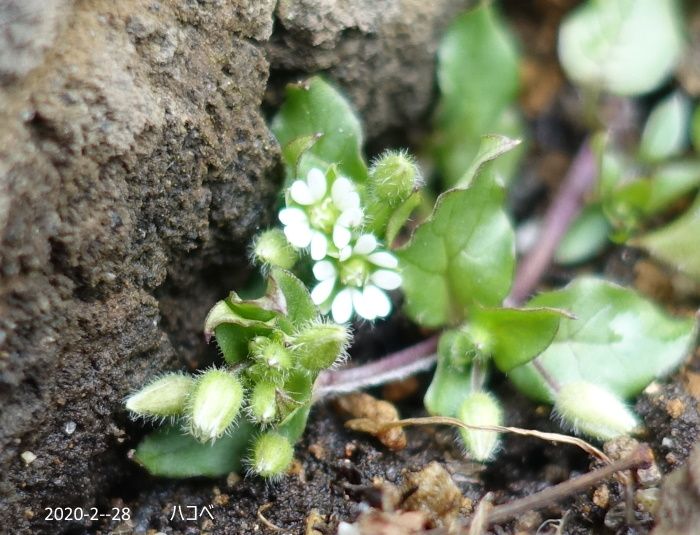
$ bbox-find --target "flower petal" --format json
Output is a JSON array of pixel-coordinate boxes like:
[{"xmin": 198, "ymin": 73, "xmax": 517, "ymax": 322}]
[
  {"xmin": 313, "ymin": 260, "xmax": 336, "ymax": 281},
  {"xmin": 352, "ymin": 288, "xmax": 377, "ymax": 321},
  {"xmin": 337, "ymin": 207, "xmax": 364, "ymax": 228},
  {"xmin": 307, "ymin": 168, "xmax": 327, "ymax": 201},
  {"xmin": 284, "ymin": 223, "xmax": 312, "ymax": 248},
  {"xmin": 338, "ymin": 245, "xmax": 352, "ymax": 261},
  {"xmin": 332, "ymin": 288, "xmax": 354, "ymax": 323},
  {"xmin": 353, "ymin": 234, "xmax": 378, "ymax": 255},
  {"xmin": 279, "ymin": 207, "xmax": 307, "ymax": 225},
  {"xmin": 370, "ymin": 269, "xmax": 402, "ymax": 290},
  {"xmin": 368, "ymin": 251, "xmax": 399, "ymax": 269},
  {"xmin": 311, "ymin": 278, "xmax": 335, "ymax": 305},
  {"xmin": 310, "ymin": 232, "xmax": 328, "ymax": 260},
  {"xmin": 333, "ymin": 224, "xmax": 352, "ymax": 249},
  {"xmin": 331, "ymin": 177, "xmax": 360, "ymax": 211},
  {"xmin": 363, "ymin": 285, "xmax": 391, "ymax": 318},
  {"xmin": 290, "ymin": 180, "xmax": 315, "ymax": 205}
]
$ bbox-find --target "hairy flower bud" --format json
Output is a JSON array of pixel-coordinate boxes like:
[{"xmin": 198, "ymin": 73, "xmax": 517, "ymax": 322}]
[
  {"xmin": 250, "ymin": 432, "xmax": 294, "ymax": 478},
  {"xmin": 187, "ymin": 369, "xmax": 243, "ymax": 442},
  {"xmin": 291, "ymin": 322, "xmax": 350, "ymax": 371},
  {"xmin": 458, "ymin": 391, "xmax": 503, "ymax": 462},
  {"xmin": 248, "ymin": 381, "xmax": 278, "ymax": 425},
  {"xmin": 252, "ymin": 229, "xmax": 298, "ymax": 269},
  {"xmin": 369, "ymin": 150, "xmax": 419, "ymax": 204},
  {"xmin": 125, "ymin": 373, "xmax": 193, "ymax": 419},
  {"xmin": 249, "ymin": 336, "xmax": 293, "ymax": 371},
  {"xmin": 554, "ymin": 381, "xmax": 639, "ymax": 440}
]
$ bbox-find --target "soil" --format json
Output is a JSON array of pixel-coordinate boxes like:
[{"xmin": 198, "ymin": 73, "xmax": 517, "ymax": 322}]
[{"xmin": 1, "ymin": 1, "xmax": 699, "ymax": 534}]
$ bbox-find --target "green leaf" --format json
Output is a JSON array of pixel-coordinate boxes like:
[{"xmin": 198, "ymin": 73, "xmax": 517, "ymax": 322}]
[
  {"xmin": 134, "ymin": 422, "xmax": 254, "ymax": 478},
  {"xmin": 271, "ymin": 76, "xmax": 367, "ymax": 181},
  {"xmin": 398, "ymin": 139, "xmax": 517, "ymax": 328},
  {"xmin": 509, "ymin": 277, "xmax": 697, "ymax": 403},
  {"xmin": 633, "ymin": 194, "xmax": 700, "ymax": 282},
  {"xmin": 424, "ymin": 333, "xmax": 474, "ymax": 417},
  {"xmin": 692, "ymin": 105, "xmax": 700, "ymax": 153},
  {"xmin": 434, "ymin": 3, "xmax": 524, "ymax": 187},
  {"xmin": 270, "ymin": 268, "xmax": 318, "ymax": 326},
  {"xmin": 385, "ymin": 191, "xmax": 421, "ymax": 245},
  {"xmin": 555, "ymin": 203, "xmax": 611, "ymax": 265},
  {"xmin": 558, "ymin": 0, "xmax": 684, "ymax": 96},
  {"xmin": 639, "ymin": 92, "xmax": 690, "ymax": 163},
  {"xmin": 471, "ymin": 307, "xmax": 568, "ymax": 372}
]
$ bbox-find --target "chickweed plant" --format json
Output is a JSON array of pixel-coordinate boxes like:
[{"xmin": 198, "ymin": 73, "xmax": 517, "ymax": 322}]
[{"xmin": 127, "ymin": 1, "xmax": 698, "ymax": 477}]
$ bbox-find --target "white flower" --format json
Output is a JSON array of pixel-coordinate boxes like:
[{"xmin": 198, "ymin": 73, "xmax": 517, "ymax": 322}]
[
  {"xmin": 310, "ymin": 233, "xmax": 402, "ymax": 323},
  {"xmin": 279, "ymin": 168, "xmax": 363, "ymax": 260}
]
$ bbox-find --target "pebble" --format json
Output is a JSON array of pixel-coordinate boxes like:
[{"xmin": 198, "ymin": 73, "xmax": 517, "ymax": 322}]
[
  {"xmin": 64, "ymin": 421, "xmax": 77, "ymax": 435},
  {"xmin": 21, "ymin": 451, "xmax": 37, "ymax": 465}
]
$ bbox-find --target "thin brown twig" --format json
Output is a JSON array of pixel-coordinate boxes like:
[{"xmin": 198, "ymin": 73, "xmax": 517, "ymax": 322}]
[
  {"xmin": 348, "ymin": 415, "xmax": 610, "ymax": 463},
  {"xmin": 257, "ymin": 503, "xmax": 283, "ymax": 532}
]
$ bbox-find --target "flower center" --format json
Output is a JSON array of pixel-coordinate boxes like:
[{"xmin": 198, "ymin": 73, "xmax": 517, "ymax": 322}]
[
  {"xmin": 339, "ymin": 257, "xmax": 369, "ymax": 287},
  {"xmin": 308, "ymin": 198, "xmax": 339, "ymax": 233}
]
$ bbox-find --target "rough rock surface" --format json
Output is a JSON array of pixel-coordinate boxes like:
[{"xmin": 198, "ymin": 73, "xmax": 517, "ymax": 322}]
[{"xmin": 0, "ymin": 0, "xmax": 465, "ymax": 532}]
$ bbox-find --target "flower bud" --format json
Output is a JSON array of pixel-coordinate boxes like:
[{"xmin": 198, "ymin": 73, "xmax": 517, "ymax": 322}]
[
  {"xmin": 250, "ymin": 432, "xmax": 294, "ymax": 478},
  {"xmin": 291, "ymin": 322, "xmax": 350, "ymax": 371},
  {"xmin": 249, "ymin": 381, "xmax": 278, "ymax": 425},
  {"xmin": 252, "ymin": 229, "xmax": 298, "ymax": 270},
  {"xmin": 125, "ymin": 373, "xmax": 193, "ymax": 418},
  {"xmin": 369, "ymin": 150, "xmax": 419, "ymax": 204},
  {"xmin": 554, "ymin": 381, "xmax": 639, "ymax": 440},
  {"xmin": 187, "ymin": 369, "xmax": 243, "ymax": 442},
  {"xmin": 249, "ymin": 336, "xmax": 293, "ymax": 372},
  {"xmin": 458, "ymin": 391, "xmax": 503, "ymax": 462}
]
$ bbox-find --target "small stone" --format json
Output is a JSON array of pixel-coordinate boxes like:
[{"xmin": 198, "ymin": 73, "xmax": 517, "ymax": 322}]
[
  {"xmin": 635, "ymin": 487, "xmax": 661, "ymax": 514},
  {"xmin": 593, "ymin": 485, "xmax": 610, "ymax": 508},
  {"xmin": 64, "ymin": 421, "xmax": 77, "ymax": 435},
  {"xmin": 637, "ymin": 459, "xmax": 662, "ymax": 487},
  {"xmin": 665, "ymin": 398, "xmax": 685, "ymax": 419},
  {"xmin": 21, "ymin": 451, "xmax": 37, "ymax": 465},
  {"xmin": 308, "ymin": 443, "xmax": 325, "ymax": 460},
  {"xmin": 226, "ymin": 472, "xmax": 241, "ymax": 488}
]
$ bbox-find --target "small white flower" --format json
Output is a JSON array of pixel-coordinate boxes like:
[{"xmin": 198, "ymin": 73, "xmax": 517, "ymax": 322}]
[
  {"xmin": 310, "ymin": 233, "xmax": 402, "ymax": 323},
  {"xmin": 279, "ymin": 168, "xmax": 364, "ymax": 259}
]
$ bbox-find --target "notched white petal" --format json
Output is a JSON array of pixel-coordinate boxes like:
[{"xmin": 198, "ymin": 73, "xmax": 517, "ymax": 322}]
[
  {"xmin": 331, "ymin": 288, "xmax": 354, "ymax": 324},
  {"xmin": 307, "ymin": 168, "xmax": 327, "ymax": 200},
  {"xmin": 370, "ymin": 269, "xmax": 402, "ymax": 290},
  {"xmin": 338, "ymin": 245, "xmax": 352, "ymax": 262},
  {"xmin": 367, "ymin": 251, "xmax": 399, "ymax": 269},
  {"xmin": 313, "ymin": 260, "xmax": 336, "ymax": 281},
  {"xmin": 311, "ymin": 278, "xmax": 336, "ymax": 305},
  {"xmin": 290, "ymin": 180, "xmax": 314, "ymax": 205},
  {"xmin": 352, "ymin": 288, "xmax": 377, "ymax": 321},
  {"xmin": 284, "ymin": 223, "xmax": 312, "ymax": 248},
  {"xmin": 354, "ymin": 234, "xmax": 378, "ymax": 255},
  {"xmin": 333, "ymin": 224, "xmax": 352, "ymax": 249},
  {"xmin": 363, "ymin": 285, "xmax": 391, "ymax": 318},
  {"xmin": 278, "ymin": 207, "xmax": 307, "ymax": 225},
  {"xmin": 337, "ymin": 207, "xmax": 363, "ymax": 228},
  {"xmin": 310, "ymin": 232, "xmax": 328, "ymax": 260}
]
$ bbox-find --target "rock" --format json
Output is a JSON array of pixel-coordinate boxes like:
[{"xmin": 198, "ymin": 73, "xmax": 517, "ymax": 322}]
[
  {"xmin": 0, "ymin": 0, "xmax": 277, "ymax": 530},
  {"xmin": 268, "ymin": 0, "xmax": 469, "ymax": 137},
  {"xmin": 0, "ymin": 0, "xmax": 471, "ymax": 531}
]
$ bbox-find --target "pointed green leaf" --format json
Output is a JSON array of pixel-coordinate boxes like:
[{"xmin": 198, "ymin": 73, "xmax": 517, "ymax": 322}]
[
  {"xmin": 509, "ymin": 277, "xmax": 697, "ymax": 403},
  {"xmin": 134, "ymin": 422, "xmax": 254, "ymax": 478},
  {"xmin": 385, "ymin": 191, "xmax": 421, "ymax": 246},
  {"xmin": 271, "ymin": 76, "xmax": 367, "ymax": 181},
  {"xmin": 434, "ymin": 3, "xmax": 524, "ymax": 186},
  {"xmin": 398, "ymin": 140, "xmax": 517, "ymax": 328},
  {"xmin": 556, "ymin": 203, "xmax": 611, "ymax": 265},
  {"xmin": 633, "ymin": 195, "xmax": 700, "ymax": 282},
  {"xmin": 270, "ymin": 268, "xmax": 318, "ymax": 326},
  {"xmin": 639, "ymin": 92, "xmax": 690, "ymax": 163},
  {"xmin": 558, "ymin": 0, "xmax": 684, "ymax": 96},
  {"xmin": 471, "ymin": 307, "xmax": 569, "ymax": 372}
]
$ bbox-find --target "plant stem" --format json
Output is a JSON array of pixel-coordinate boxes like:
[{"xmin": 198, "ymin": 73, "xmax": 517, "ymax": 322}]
[
  {"xmin": 508, "ymin": 140, "xmax": 597, "ymax": 306},
  {"xmin": 313, "ymin": 335, "xmax": 438, "ymax": 399}
]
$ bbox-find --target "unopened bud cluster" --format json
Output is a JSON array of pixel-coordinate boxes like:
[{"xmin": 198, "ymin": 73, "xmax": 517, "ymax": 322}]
[{"xmin": 126, "ymin": 319, "xmax": 349, "ymax": 478}]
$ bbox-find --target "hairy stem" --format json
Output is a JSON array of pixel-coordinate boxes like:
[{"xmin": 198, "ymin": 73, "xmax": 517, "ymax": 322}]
[{"xmin": 313, "ymin": 335, "xmax": 438, "ymax": 399}]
